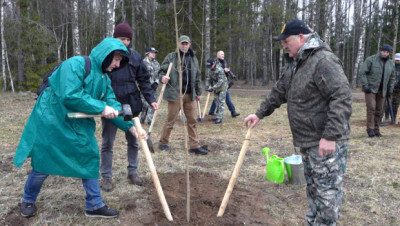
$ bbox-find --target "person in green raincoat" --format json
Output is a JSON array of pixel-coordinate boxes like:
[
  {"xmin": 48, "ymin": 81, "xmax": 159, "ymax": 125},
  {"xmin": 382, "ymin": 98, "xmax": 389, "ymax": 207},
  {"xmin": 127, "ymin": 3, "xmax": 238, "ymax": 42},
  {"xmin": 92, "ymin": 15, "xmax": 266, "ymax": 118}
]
[{"xmin": 13, "ymin": 37, "xmax": 144, "ymax": 218}]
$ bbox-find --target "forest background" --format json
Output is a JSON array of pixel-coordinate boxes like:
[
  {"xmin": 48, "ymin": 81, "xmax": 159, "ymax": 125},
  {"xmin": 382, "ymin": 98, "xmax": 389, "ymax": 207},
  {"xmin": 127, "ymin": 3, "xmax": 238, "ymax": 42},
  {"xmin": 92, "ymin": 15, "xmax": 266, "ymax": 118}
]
[{"xmin": 0, "ymin": 0, "xmax": 399, "ymax": 92}]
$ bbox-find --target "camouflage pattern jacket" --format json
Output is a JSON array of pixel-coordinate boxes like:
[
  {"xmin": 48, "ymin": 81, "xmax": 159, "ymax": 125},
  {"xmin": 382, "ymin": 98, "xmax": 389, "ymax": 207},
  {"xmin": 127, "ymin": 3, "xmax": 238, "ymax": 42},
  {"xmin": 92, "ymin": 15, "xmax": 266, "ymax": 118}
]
[
  {"xmin": 359, "ymin": 53, "xmax": 395, "ymax": 96},
  {"xmin": 209, "ymin": 61, "xmax": 228, "ymax": 93},
  {"xmin": 393, "ymin": 64, "xmax": 400, "ymax": 93},
  {"xmin": 143, "ymin": 56, "xmax": 160, "ymax": 85},
  {"xmin": 255, "ymin": 33, "xmax": 352, "ymax": 148}
]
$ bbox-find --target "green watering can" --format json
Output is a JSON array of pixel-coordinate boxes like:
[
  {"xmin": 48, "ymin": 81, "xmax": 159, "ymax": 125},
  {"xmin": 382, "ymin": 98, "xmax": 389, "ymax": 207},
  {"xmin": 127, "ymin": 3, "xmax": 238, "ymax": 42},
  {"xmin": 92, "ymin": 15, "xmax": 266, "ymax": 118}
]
[{"xmin": 262, "ymin": 147, "xmax": 285, "ymax": 184}]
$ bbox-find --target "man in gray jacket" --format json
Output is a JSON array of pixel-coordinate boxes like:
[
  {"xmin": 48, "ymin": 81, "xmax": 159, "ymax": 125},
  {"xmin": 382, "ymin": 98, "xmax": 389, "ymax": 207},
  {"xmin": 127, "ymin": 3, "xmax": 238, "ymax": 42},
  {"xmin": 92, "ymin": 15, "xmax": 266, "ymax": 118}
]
[
  {"xmin": 359, "ymin": 44, "xmax": 395, "ymax": 137},
  {"xmin": 244, "ymin": 20, "xmax": 352, "ymax": 225}
]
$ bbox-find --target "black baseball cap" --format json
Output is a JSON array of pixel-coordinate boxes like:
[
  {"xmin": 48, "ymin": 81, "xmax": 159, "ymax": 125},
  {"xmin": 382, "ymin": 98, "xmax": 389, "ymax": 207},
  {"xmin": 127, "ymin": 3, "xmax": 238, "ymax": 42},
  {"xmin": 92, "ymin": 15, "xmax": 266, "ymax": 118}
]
[
  {"xmin": 145, "ymin": 47, "xmax": 158, "ymax": 54},
  {"xmin": 206, "ymin": 58, "xmax": 215, "ymax": 68},
  {"xmin": 276, "ymin": 19, "xmax": 311, "ymax": 40}
]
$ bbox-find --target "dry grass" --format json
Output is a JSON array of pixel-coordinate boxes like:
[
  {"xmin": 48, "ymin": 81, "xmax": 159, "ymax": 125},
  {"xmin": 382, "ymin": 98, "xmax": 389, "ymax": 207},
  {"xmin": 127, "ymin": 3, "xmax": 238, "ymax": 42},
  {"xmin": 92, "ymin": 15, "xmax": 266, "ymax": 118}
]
[{"xmin": 1, "ymin": 90, "xmax": 400, "ymax": 225}]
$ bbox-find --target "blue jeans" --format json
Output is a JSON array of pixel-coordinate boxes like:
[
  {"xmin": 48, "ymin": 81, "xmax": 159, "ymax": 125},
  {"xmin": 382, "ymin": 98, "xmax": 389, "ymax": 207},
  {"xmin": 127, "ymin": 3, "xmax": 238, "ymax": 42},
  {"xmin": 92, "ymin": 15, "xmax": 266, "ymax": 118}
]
[
  {"xmin": 101, "ymin": 118, "xmax": 139, "ymax": 178},
  {"xmin": 209, "ymin": 90, "xmax": 236, "ymax": 114},
  {"xmin": 22, "ymin": 169, "xmax": 104, "ymax": 211}
]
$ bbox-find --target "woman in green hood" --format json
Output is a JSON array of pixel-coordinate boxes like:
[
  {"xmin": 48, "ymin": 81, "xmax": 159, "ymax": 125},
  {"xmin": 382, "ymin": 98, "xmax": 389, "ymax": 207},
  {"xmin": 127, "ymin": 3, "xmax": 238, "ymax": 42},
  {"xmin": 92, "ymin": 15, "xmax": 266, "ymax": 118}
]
[{"xmin": 14, "ymin": 37, "xmax": 143, "ymax": 218}]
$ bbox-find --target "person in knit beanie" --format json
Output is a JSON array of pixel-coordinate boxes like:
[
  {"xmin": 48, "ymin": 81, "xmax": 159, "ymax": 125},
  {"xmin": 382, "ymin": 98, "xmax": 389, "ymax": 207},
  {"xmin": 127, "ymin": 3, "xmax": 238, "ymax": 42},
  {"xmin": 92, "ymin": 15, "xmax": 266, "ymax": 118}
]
[
  {"xmin": 359, "ymin": 44, "xmax": 396, "ymax": 137},
  {"xmin": 100, "ymin": 22, "xmax": 158, "ymax": 192},
  {"xmin": 113, "ymin": 22, "xmax": 133, "ymax": 40}
]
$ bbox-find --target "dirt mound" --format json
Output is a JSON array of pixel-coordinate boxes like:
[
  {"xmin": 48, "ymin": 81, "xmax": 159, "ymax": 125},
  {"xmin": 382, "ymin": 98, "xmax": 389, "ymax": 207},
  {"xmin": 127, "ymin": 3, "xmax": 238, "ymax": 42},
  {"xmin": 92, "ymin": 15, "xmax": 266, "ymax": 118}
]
[{"xmin": 127, "ymin": 172, "xmax": 281, "ymax": 225}]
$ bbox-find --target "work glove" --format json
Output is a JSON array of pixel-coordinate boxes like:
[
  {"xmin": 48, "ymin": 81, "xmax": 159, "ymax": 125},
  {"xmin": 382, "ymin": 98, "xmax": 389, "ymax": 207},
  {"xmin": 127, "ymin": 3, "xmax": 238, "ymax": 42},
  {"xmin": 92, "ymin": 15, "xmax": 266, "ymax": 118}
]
[
  {"xmin": 362, "ymin": 85, "xmax": 372, "ymax": 93},
  {"xmin": 206, "ymin": 87, "xmax": 213, "ymax": 92},
  {"xmin": 151, "ymin": 82, "xmax": 158, "ymax": 90}
]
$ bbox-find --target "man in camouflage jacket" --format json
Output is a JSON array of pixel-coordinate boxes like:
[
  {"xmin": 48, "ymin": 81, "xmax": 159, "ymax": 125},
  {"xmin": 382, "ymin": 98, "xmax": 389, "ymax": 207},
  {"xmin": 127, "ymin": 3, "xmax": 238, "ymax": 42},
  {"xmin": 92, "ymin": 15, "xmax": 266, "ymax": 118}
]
[
  {"xmin": 391, "ymin": 53, "xmax": 400, "ymax": 121},
  {"xmin": 244, "ymin": 20, "xmax": 352, "ymax": 225},
  {"xmin": 141, "ymin": 47, "xmax": 160, "ymax": 124},
  {"xmin": 359, "ymin": 44, "xmax": 395, "ymax": 136},
  {"xmin": 205, "ymin": 58, "xmax": 228, "ymax": 124}
]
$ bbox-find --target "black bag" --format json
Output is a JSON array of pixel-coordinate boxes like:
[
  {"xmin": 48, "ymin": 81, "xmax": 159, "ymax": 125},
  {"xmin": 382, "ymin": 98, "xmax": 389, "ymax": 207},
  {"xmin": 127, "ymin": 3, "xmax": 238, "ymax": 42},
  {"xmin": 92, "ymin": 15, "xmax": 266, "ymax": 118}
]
[{"xmin": 36, "ymin": 56, "xmax": 91, "ymax": 98}]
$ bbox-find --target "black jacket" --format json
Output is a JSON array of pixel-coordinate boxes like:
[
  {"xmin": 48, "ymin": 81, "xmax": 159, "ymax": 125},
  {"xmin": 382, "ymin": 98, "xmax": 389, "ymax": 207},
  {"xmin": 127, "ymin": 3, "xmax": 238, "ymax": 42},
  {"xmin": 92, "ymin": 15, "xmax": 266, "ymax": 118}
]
[{"xmin": 108, "ymin": 48, "xmax": 156, "ymax": 116}]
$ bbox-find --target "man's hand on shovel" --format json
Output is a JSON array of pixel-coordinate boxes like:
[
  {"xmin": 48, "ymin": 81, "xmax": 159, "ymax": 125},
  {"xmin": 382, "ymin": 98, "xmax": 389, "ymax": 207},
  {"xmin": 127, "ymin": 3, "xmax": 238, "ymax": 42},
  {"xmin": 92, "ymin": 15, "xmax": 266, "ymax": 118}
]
[
  {"xmin": 129, "ymin": 126, "xmax": 148, "ymax": 140},
  {"xmin": 243, "ymin": 114, "xmax": 260, "ymax": 128}
]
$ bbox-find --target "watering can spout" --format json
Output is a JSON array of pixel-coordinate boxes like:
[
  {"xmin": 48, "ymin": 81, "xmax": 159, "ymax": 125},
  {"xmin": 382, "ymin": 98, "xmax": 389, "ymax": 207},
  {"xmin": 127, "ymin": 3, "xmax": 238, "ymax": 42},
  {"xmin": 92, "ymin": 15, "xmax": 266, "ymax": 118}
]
[{"xmin": 261, "ymin": 147, "xmax": 270, "ymax": 156}]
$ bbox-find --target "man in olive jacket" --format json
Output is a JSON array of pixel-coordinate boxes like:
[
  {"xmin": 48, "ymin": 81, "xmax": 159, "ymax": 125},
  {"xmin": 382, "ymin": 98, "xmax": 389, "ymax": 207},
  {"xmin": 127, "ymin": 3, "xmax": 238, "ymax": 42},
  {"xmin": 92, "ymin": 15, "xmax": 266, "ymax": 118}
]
[
  {"xmin": 244, "ymin": 20, "xmax": 352, "ymax": 225},
  {"xmin": 158, "ymin": 35, "xmax": 208, "ymax": 155},
  {"xmin": 359, "ymin": 44, "xmax": 395, "ymax": 137}
]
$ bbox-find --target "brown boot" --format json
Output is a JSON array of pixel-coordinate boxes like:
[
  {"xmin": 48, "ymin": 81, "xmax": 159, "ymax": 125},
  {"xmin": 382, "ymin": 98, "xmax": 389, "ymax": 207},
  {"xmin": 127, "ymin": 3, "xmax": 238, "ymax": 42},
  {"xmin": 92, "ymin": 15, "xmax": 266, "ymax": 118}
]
[
  {"xmin": 127, "ymin": 174, "xmax": 143, "ymax": 186},
  {"xmin": 100, "ymin": 178, "xmax": 113, "ymax": 192}
]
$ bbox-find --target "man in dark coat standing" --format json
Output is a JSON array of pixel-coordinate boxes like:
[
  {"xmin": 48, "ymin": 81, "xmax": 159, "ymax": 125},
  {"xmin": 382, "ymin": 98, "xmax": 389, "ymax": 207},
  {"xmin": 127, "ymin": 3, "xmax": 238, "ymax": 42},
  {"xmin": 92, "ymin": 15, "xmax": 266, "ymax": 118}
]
[{"xmin": 100, "ymin": 22, "xmax": 158, "ymax": 192}]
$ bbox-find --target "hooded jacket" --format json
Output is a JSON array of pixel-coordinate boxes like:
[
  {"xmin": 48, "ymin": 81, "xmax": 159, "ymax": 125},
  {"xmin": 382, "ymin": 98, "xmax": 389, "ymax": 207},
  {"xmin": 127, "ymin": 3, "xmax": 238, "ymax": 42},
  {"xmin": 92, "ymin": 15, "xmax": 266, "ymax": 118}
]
[
  {"xmin": 256, "ymin": 33, "xmax": 352, "ymax": 148},
  {"xmin": 13, "ymin": 37, "xmax": 133, "ymax": 179}
]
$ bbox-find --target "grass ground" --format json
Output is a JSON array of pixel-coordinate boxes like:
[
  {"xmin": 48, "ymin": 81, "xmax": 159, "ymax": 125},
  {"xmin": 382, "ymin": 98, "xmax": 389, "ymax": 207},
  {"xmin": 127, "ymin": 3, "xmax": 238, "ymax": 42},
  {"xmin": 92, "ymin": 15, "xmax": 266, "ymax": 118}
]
[{"xmin": 0, "ymin": 88, "xmax": 399, "ymax": 225}]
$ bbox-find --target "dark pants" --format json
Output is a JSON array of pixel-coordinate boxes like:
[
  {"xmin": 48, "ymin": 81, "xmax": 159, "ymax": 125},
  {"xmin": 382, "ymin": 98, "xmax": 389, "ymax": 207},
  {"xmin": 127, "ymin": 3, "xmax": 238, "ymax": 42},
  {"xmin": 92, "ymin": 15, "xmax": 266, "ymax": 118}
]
[
  {"xmin": 209, "ymin": 90, "xmax": 236, "ymax": 114},
  {"xmin": 365, "ymin": 91, "xmax": 385, "ymax": 132},
  {"xmin": 100, "ymin": 118, "xmax": 139, "ymax": 179}
]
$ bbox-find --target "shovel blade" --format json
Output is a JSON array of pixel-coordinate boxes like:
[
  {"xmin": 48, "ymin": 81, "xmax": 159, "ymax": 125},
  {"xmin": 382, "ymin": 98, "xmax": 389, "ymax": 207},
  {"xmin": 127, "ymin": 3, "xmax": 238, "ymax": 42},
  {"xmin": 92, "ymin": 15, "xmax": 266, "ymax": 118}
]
[{"xmin": 147, "ymin": 135, "xmax": 155, "ymax": 153}]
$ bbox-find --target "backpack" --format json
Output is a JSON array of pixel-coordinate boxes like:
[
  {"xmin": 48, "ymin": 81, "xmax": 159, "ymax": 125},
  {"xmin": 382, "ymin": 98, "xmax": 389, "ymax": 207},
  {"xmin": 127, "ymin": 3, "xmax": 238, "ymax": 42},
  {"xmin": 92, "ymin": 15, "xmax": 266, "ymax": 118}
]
[{"xmin": 36, "ymin": 56, "xmax": 91, "ymax": 98}]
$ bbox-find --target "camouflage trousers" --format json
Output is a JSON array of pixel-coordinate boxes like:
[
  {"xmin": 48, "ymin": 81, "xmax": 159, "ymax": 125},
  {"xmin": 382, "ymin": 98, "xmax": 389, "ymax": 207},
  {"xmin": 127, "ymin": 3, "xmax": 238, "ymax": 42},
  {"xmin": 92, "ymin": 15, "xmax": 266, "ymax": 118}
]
[
  {"xmin": 213, "ymin": 90, "xmax": 226, "ymax": 120},
  {"xmin": 140, "ymin": 90, "xmax": 158, "ymax": 124},
  {"xmin": 300, "ymin": 140, "xmax": 348, "ymax": 226}
]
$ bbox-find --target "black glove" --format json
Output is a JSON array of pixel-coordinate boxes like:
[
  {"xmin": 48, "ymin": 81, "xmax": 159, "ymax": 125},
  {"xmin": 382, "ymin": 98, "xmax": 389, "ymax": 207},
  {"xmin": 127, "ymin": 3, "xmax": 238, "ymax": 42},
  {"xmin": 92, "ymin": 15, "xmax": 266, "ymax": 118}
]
[
  {"xmin": 206, "ymin": 87, "xmax": 213, "ymax": 92},
  {"xmin": 362, "ymin": 85, "xmax": 372, "ymax": 93},
  {"xmin": 151, "ymin": 82, "xmax": 158, "ymax": 90}
]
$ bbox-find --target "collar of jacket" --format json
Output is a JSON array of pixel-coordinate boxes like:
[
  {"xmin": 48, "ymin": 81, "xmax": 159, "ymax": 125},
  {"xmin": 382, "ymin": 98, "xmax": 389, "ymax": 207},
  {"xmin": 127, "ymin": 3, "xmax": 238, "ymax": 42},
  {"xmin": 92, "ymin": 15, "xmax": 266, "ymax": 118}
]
[
  {"xmin": 178, "ymin": 47, "xmax": 194, "ymax": 57},
  {"xmin": 295, "ymin": 33, "xmax": 332, "ymax": 64}
]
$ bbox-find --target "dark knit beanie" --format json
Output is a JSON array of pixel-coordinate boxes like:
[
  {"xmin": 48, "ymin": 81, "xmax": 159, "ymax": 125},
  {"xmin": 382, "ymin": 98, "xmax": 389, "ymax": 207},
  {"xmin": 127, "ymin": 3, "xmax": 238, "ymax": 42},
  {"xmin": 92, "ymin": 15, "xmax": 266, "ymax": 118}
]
[
  {"xmin": 113, "ymin": 22, "xmax": 133, "ymax": 39},
  {"xmin": 380, "ymin": 44, "xmax": 392, "ymax": 52}
]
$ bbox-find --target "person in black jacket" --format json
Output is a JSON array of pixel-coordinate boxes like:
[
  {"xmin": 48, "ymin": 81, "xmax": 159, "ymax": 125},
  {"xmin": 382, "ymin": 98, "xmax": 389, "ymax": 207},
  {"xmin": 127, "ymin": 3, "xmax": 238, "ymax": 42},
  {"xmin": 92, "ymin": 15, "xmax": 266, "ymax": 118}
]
[{"xmin": 100, "ymin": 22, "xmax": 158, "ymax": 192}]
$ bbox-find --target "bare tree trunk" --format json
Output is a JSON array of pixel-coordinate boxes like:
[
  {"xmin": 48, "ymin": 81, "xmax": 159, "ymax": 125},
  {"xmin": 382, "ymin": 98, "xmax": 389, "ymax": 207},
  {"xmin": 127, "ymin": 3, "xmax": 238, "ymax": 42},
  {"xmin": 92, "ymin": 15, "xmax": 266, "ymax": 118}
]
[
  {"xmin": 72, "ymin": 0, "xmax": 81, "ymax": 55},
  {"xmin": 121, "ymin": 0, "xmax": 126, "ymax": 21},
  {"xmin": 5, "ymin": 48, "xmax": 14, "ymax": 92},
  {"xmin": 228, "ymin": 2, "xmax": 232, "ymax": 71},
  {"xmin": 131, "ymin": 0, "xmax": 136, "ymax": 49},
  {"xmin": 352, "ymin": 0, "xmax": 367, "ymax": 88},
  {"xmin": 334, "ymin": 0, "xmax": 342, "ymax": 56},
  {"xmin": 302, "ymin": 0, "xmax": 306, "ymax": 21},
  {"xmin": 262, "ymin": 0, "xmax": 269, "ymax": 86},
  {"xmin": 188, "ymin": 0, "xmax": 192, "ymax": 38},
  {"xmin": 106, "ymin": 0, "xmax": 116, "ymax": 37},
  {"xmin": 392, "ymin": 0, "xmax": 398, "ymax": 59},
  {"xmin": 278, "ymin": 0, "xmax": 287, "ymax": 76},
  {"xmin": 1, "ymin": 0, "xmax": 6, "ymax": 91},
  {"xmin": 323, "ymin": 1, "xmax": 333, "ymax": 45},
  {"xmin": 377, "ymin": 0, "xmax": 387, "ymax": 52},
  {"xmin": 205, "ymin": 0, "xmax": 211, "ymax": 64},
  {"xmin": 213, "ymin": 0, "xmax": 217, "ymax": 54}
]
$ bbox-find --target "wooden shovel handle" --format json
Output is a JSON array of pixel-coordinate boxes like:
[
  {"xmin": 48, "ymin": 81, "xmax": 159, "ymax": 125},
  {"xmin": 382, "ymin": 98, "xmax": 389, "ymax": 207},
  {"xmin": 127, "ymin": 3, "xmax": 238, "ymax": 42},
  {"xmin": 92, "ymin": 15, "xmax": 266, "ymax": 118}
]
[
  {"xmin": 133, "ymin": 117, "xmax": 173, "ymax": 221},
  {"xmin": 202, "ymin": 91, "xmax": 211, "ymax": 118},
  {"xmin": 217, "ymin": 126, "xmax": 253, "ymax": 217},
  {"xmin": 149, "ymin": 63, "xmax": 173, "ymax": 133},
  {"xmin": 396, "ymin": 105, "xmax": 400, "ymax": 124}
]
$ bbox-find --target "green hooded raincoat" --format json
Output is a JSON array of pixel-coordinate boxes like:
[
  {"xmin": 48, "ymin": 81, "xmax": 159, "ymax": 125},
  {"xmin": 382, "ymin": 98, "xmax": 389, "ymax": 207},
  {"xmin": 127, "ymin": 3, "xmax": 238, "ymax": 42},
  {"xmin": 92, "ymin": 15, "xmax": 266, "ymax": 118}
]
[{"xmin": 13, "ymin": 37, "xmax": 134, "ymax": 179}]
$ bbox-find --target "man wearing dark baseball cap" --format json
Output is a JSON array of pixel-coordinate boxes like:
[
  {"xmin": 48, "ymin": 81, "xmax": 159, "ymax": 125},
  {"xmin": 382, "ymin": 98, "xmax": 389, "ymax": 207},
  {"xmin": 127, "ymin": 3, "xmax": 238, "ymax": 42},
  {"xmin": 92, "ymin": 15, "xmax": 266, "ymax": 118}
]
[
  {"xmin": 245, "ymin": 19, "xmax": 351, "ymax": 225},
  {"xmin": 141, "ymin": 47, "xmax": 161, "ymax": 125},
  {"xmin": 275, "ymin": 19, "xmax": 311, "ymax": 40}
]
